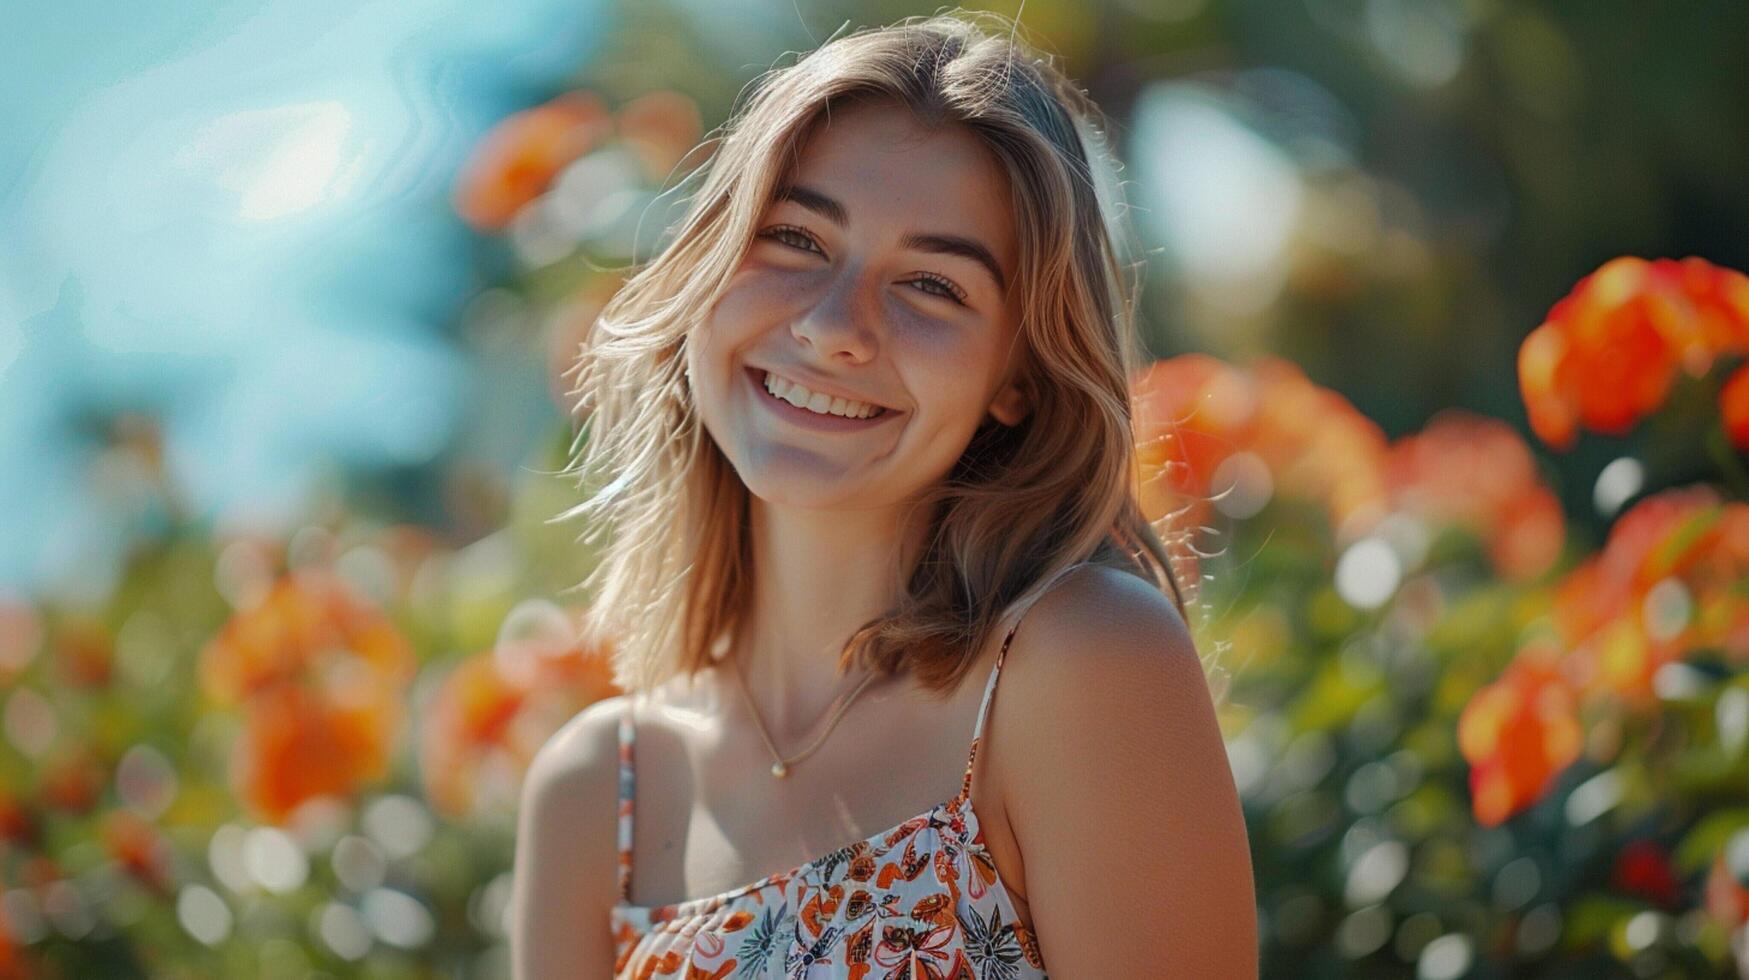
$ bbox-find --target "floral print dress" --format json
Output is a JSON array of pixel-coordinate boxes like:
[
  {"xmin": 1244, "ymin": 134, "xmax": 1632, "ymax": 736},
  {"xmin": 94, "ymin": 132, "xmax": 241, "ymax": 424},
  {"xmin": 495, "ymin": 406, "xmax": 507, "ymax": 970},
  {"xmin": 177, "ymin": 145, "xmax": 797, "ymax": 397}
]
[{"xmin": 611, "ymin": 620, "xmax": 1049, "ymax": 979}]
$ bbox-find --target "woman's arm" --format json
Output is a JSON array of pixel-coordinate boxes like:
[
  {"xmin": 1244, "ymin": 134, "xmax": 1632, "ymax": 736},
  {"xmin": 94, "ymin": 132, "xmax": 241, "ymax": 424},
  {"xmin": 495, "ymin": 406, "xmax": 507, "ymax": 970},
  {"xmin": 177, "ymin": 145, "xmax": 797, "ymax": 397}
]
[
  {"xmin": 510, "ymin": 697, "xmax": 626, "ymax": 979},
  {"xmin": 999, "ymin": 566, "xmax": 1259, "ymax": 978}
]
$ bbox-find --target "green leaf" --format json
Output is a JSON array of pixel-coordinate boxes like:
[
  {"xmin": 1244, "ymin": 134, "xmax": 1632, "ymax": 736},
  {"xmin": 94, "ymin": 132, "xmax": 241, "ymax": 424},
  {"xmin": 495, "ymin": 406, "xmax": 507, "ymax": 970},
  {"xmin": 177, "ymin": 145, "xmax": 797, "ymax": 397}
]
[
  {"xmin": 1644, "ymin": 504, "xmax": 1722, "ymax": 581},
  {"xmin": 1675, "ymin": 806, "xmax": 1749, "ymax": 875},
  {"xmin": 1288, "ymin": 653, "xmax": 1383, "ymax": 731}
]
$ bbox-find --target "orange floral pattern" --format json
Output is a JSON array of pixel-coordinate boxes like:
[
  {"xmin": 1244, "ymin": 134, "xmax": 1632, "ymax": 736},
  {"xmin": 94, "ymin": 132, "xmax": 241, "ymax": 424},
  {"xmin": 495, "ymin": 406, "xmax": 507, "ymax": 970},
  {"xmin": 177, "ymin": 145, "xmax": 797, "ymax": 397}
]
[{"xmin": 610, "ymin": 622, "xmax": 1047, "ymax": 979}]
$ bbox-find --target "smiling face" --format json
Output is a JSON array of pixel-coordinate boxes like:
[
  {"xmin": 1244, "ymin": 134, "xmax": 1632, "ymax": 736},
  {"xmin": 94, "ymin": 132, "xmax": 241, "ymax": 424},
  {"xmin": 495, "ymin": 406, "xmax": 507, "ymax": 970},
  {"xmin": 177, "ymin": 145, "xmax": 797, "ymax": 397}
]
[{"xmin": 687, "ymin": 99, "xmax": 1029, "ymax": 512}]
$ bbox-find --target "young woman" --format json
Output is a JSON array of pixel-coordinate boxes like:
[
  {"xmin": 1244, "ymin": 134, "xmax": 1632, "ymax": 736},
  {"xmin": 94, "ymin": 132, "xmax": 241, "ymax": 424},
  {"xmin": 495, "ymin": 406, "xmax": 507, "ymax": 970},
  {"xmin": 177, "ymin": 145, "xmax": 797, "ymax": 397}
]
[{"xmin": 511, "ymin": 12, "xmax": 1256, "ymax": 978}]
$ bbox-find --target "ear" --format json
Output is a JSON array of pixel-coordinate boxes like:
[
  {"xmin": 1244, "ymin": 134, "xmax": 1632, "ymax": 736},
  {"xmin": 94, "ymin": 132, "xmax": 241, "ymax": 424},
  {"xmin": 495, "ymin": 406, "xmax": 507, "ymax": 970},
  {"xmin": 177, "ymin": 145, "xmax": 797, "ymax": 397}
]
[{"xmin": 987, "ymin": 378, "xmax": 1031, "ymax": 427}]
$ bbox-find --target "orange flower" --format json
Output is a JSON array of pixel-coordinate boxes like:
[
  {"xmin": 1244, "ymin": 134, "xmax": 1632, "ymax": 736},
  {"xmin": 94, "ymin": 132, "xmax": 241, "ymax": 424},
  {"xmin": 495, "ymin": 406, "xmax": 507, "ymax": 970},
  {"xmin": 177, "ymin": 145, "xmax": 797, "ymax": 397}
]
[
  {"xmin": 420, "ymin": 610, "xmax": 620, "ymax": 818},
  {"xmin": 0, "ymin": 786, "xmax": 36, "ymax": 847},
  {"xmin": 1723, "ymin": 362, "xmax": 1749, "ymax": 452},
  {"xmin": 1130, "ymin": 354, "xmax": 1388, "ymax": 536},
  {"xmin": 100, "ymin": 810, "xmax": 175, "ymax": 895},
  {"xmin": 1457, "ymin": 641, "xmax": 1583, "ymax": 826},
  {"xmin": 233, "ymin": 680, "xmax": 401, "ymax": 825},
  {"xmin": 1560, "ymin": 487, "xmax": 1718, "ymax": 631},
  {"xmin": 199, "ymin": 568, "xmax": 416, "ymax": 706},
  {"xmin": 1382, "ymin": 410, "xmax": 1565, "ymax": 580},
  {"xmin": 1471, "ymin": 486, "xmax": 1749, "ymax": 772},
  {"xmin": 1130, "ymin": 354, "xmax": 1249, "ymax": 525},
  {"xmin": 53, "ymin": 619, "xmax": 112, "ymax": 688},
  {"xmin": 36, "ymin": 747, "xmax": 105, "ymax": 815},
  {"xmin": 200, "ymin": 569, "xmax": 415, "ymax": 823},
  {"xmin": 0, "ymin": 906, "xmax": 28, "ymax": 980},
  {"xmin": 1694, "ymin": 505, "xmax": 1749, "ymax": 662},
  {"xmin": 453, "ymin": 91, "xmax": 611, "ymax": 231},
  {"xmin": 1249, "ymin": 358, "xmax": 1390, "ymax": 533},
  {"xmin": 421, "ymin": 653, "xmax": 524, "ymax": 819},
  {"xmin": 1549, "ymin": 488, "xmax": 1726, "ymax": 703},
  {"xmin": 1666, "ymin": 256, "xmax": 1749, "ymax": 371},
  {"xmin": 1519, "ymin": 256, "xmax": 1749, "ymax": 450}
]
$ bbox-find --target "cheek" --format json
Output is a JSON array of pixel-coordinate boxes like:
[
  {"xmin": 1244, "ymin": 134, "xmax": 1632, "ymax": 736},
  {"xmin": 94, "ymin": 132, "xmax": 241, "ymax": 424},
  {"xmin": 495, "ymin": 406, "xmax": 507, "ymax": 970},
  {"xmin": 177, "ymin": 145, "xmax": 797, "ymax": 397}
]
[
  {"xmin": 896, "ymin": 329, "xmax": 1006, "ymax": 428},
  {"xmin": 702, "ymin": 272, "xmax": 809, "ymax": 352}
]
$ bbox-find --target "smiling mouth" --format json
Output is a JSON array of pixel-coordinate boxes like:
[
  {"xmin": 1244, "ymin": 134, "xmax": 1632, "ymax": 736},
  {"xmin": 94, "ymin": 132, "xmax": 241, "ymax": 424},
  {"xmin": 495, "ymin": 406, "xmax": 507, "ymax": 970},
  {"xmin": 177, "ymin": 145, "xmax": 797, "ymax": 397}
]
[{"xmin": 746, "ymin": 367, "xmax": 897, "ymax": 420}]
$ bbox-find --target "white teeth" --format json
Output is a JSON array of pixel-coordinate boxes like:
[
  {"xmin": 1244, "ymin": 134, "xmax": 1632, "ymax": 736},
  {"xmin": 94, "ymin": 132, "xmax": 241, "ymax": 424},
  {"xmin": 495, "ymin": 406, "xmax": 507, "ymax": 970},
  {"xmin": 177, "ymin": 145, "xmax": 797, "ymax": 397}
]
[{"xmin": 762, "ymin": 371, "xmax": 885, "ymax": 419}]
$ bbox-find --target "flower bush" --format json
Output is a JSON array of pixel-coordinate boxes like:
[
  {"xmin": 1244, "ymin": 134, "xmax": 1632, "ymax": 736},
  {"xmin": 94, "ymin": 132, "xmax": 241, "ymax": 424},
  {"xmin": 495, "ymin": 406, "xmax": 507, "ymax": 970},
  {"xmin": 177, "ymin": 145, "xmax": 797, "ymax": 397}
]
[
  {"xmin": 2, "ymin": 67, "xmax": 1747, "ymax": 977},
  {"xmin": 1159, "ymin": 255, "xmax": 1749, "ymax": 977}
]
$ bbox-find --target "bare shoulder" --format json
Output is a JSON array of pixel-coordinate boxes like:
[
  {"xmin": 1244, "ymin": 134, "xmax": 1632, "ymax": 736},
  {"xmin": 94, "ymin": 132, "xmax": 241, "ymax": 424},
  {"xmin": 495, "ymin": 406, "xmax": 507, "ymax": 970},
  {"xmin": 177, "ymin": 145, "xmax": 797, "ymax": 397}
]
[
  {"xmin": 510, "ymin": 694, "xmax": 630, "ymax": 979},
  {"xmin": 994, "ymin": 564, "xmax": 1257, "ymax": 975},
  {"xmin": 526, "ymin": 692, "xmax": 629, "ymax": 791},
  {"xmin": 997, "ymin": 562, "xmax": 1214, "ymax": 767},
  {"xmin": 993, "ymin": 561, "xmax": 1213, "ymax": 807},
  {"xmin": 1005, "ymin": 563, "xmax": 1200, "ymax": 684}
]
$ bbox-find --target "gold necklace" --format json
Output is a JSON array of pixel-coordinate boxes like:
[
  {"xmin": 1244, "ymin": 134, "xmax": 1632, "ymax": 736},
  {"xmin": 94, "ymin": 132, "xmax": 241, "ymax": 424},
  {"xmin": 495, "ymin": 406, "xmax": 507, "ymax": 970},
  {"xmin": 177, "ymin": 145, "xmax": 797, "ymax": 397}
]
[{"xmin": 727, "ymin": 647, "xmax": 882, "ymax": 779}]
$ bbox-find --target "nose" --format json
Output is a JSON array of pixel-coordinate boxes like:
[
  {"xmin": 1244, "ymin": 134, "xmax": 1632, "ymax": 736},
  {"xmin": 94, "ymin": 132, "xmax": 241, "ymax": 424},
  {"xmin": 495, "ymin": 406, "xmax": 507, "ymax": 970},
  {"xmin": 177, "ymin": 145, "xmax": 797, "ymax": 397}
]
[{"xmin": 790, "ymin": 268, "xmax": 878, "ymax": 364}]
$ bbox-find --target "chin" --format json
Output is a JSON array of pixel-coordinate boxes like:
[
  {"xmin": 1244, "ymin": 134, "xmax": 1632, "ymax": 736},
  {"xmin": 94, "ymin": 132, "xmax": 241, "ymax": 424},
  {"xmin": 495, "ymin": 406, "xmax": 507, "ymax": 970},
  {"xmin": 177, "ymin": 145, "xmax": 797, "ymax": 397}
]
[{"xmin": 736, "ymin": 467, "xmax": 877, "ymax": 511}]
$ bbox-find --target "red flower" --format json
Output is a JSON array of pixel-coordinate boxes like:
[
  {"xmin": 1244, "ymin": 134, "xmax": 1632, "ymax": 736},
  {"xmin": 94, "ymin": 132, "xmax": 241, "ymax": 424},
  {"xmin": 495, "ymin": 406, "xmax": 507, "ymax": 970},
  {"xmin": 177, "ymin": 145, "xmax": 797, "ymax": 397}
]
[
  {"xmin": 1610, "ymin": 839, "xmax": 1683, "ymax": 908},
  {"xmin": 0, "ymin": 787, "xmax": 37, "ymax": 848}
]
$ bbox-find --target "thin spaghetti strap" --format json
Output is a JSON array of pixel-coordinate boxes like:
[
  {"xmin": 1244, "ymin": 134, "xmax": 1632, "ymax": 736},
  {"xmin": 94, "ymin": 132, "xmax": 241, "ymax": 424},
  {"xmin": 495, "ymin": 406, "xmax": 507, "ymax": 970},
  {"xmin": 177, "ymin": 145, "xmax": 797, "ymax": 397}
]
[
  {"xmin": 615, "ymin": 701, "xmax": 635, "ymax": 904},
  {"xmin": 956, "ymin": 614, "xmax": 1025, "ymax": 802}
]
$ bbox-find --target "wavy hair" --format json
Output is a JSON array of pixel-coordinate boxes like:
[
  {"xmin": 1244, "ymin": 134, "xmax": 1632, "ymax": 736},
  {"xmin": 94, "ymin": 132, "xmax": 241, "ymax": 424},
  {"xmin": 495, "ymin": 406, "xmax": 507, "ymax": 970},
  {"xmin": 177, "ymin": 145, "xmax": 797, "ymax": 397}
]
[{"xmin": 557, "ymin": 10, "xmax": 1200, "ymax": 698}]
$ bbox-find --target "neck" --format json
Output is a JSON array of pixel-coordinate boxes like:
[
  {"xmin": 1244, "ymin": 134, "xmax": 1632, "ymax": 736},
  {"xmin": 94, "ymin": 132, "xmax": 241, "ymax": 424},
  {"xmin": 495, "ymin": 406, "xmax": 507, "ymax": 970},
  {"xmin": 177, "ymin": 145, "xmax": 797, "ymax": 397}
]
[{"xmin": 732, "ymin": 496, "xmax": 930, "ymax": 737}]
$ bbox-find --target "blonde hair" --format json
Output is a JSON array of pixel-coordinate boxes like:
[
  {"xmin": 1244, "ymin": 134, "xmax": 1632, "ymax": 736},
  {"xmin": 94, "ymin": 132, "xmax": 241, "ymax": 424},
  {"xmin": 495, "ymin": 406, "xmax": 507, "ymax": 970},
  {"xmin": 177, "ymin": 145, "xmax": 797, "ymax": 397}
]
[{"xmin": 558, "ymin": 10, "xmax": 1197, "ymax": 697}]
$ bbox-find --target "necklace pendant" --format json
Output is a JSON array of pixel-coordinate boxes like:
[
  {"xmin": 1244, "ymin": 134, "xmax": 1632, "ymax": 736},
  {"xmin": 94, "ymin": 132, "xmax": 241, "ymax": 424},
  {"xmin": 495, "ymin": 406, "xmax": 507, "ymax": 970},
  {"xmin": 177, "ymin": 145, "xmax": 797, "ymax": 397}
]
[{"xmin": 771, "ymin": 760, "xmax": 789, "ymax": 779}]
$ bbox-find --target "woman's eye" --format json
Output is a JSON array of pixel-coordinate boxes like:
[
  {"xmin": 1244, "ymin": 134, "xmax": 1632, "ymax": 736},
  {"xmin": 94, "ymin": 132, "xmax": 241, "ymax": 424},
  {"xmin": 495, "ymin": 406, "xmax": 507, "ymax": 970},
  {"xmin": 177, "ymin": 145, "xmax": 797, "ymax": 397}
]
[
  {"xmin": 758, "ymin": 225, "xmax": 966, "ymax": 306},
  {"xmin": 758, "ymin": 225, "xmax": 822, "ymax": 254},
  {"xmin": 909, "ymin": 274, "xmax": 967, "ymax": 305}
]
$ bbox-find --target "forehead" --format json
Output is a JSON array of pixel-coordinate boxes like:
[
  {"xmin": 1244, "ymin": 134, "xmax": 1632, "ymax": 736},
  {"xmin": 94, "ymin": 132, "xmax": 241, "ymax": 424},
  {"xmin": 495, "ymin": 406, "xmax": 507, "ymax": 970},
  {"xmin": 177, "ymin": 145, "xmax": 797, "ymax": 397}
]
[{"xmin": 778, "ymin": 101, "xmax": 1016, "ymax": 270}]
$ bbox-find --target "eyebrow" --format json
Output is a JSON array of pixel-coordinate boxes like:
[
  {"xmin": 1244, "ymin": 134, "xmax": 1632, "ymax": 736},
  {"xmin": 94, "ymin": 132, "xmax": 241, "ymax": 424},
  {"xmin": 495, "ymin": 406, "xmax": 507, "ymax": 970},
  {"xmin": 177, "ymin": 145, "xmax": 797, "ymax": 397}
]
[{"xmin": 772, "ymin": 183, "xmax": 1008, "ymax": 294}]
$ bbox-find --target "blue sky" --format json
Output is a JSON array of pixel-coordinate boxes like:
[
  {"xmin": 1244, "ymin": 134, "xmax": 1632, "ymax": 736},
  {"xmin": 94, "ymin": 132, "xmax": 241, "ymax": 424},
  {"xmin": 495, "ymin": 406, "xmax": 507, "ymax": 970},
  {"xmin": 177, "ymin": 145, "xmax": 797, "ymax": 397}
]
[{"xmin": 0, "ymin": 0, "xmax": 610, "ymax": 598}]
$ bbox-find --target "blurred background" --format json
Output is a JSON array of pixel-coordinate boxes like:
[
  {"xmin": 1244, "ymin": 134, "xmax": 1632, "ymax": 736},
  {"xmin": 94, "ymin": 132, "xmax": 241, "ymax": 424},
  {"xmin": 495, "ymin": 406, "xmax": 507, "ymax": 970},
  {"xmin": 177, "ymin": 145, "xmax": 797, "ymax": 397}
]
[{"xmin": 3, "ymin": 0, "xmax": 1748, "ymax": 976}]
